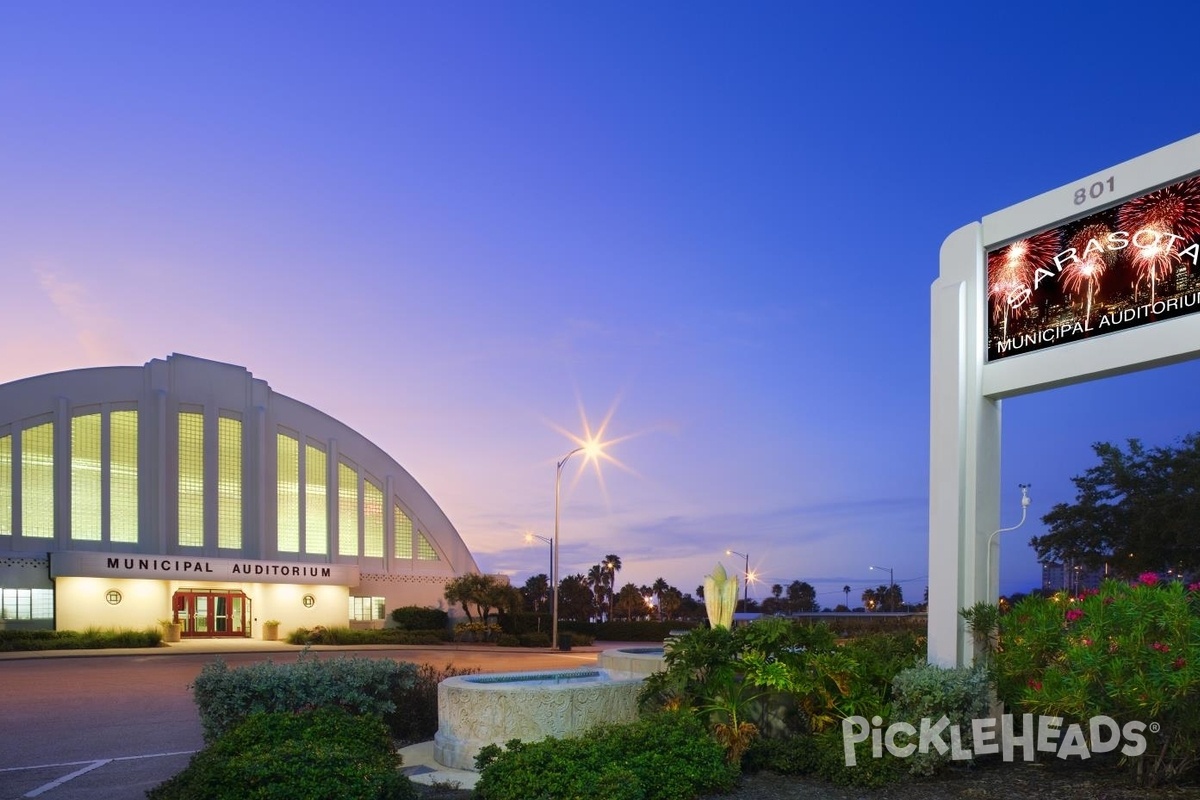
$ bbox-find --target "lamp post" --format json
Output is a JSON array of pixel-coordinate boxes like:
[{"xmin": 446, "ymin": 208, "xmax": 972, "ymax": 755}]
[
  {"xmin": 870, "ymin": 565, "xmax": 894, "ymax": 611},
  {"xmin": 986, "ymin": 483, "xmax": 1032, "ymax": 602},
  {"xmin": 726, "ymin": 549, "xmax": 750, "ymax": 607},
  {"xmin": 552, "ymin": 446, "xmax": 585, "ymax": 652},
  {"xmin": 524, "ymin": 532, "xmax": 553, "ymax": 622}
]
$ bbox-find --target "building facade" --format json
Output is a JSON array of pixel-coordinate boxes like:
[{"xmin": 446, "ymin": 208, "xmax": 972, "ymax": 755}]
[{"xmin": 0, "ymin": 354, "xmax": 479, "ymax": 637}]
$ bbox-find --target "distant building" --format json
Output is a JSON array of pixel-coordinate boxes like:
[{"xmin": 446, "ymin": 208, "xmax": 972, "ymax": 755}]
[
  {"xmin": 1040, "ymin": 560, "xmax": 1108, "ymax": 595},
  {"xmin": 0, "ymin": 354, "xmax": 479, "ymax": 637}
]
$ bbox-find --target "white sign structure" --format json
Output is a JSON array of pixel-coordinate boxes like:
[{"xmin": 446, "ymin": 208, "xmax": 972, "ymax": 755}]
[{"xmin": 929, "ymin": 132, "xmax": 1200, "ymax": 666}]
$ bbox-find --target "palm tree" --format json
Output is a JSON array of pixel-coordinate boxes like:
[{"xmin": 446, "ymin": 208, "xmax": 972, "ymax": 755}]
[
  {"xmin": 842, "ymin": 585, "xmax": 851, "ymax": 608},
  {"xmin": 603, "ymin": 554, "xmax": 622, "ymax": 621},
  {"xmin": 587, "ymin": 564, "xmax": 606, "ymax": 621},
  {"xmin": 652, "ymin": 577, "xmax": 669, "ymax": 621}
]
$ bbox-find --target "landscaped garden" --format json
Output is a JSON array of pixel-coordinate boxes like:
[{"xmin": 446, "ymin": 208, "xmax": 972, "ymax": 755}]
[{"xmin": 143, "ymin": 572, "xmax": 1200, "ymax": 798}]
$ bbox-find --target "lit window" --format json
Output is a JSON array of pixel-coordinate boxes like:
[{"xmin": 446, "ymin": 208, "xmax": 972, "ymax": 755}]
[
  {"xmin": 71, "ymin": 414, "xmax": 102, "ymax": 541},
  {"xmin": 305, "ymin": 443, "xmax": 327, "ymax": 555},
  {"xmin": 276, "ymin": 432, "xmax": 300, "ymax": 553},
  {"xmin": 178, "ymin": 412, "xmax": 204, "ymax": 547},
  {"xmin": 22, "ymin": 422, "xmax": 54, "ymax": 538},
  {"xmin": 218, "ymin": 416, "xmax": 242, "ymax": 549},
  {"xmin": 110, "ymin": 410, "xmax": 138, "ymax": 543},
  {"xmin": 338, "ymin": 460, "xmax": 358, "ymax": 556},
  {"xmin": 0, "ymin": 434, "xmax": 11, "ymax": 535},
  {"xmin": 349, "ymin": 595, "xmax": 385, "ymax": 621},
  {"xmin": 394, "ymin": 505, "xmax": 412, "ymax": 559},
  {"xmin": 363, "ymin": 477, "xmax": 383, "ymax": 558},
  {"xmin": 417, "ymin": 531, "xmax": 439, "ymax": 561},
  {"xmin": 0, "ymin": 588, "xmax": 53, "ymax": 620}
]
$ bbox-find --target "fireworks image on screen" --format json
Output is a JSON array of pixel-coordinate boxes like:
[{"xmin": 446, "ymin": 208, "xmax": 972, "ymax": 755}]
[
  {"xmin": 1118, "ymin": 176, "xmax": 1200, "ymax": 305},
  {"xmin": 987, "ymin": 230, "xmax": 1061, "ymax": 339},
  {"xmin": 1060, "ymin": 222, "xmax": 1116, "ymax": 327}
]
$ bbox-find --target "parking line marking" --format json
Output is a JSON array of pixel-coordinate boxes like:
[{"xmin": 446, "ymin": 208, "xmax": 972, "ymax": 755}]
[
  {"xmin": 24, "ymin": 760, "xmax": 109, "ymax": 797},
  {"xmin": 4, "ymin": 750, "xmax": 197, "ymax": 798}
]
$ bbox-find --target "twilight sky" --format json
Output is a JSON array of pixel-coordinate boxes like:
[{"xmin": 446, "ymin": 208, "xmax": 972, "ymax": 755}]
[{"xmin": 4, "ymin": 2, "xmax": 1200, "ymax": 608}]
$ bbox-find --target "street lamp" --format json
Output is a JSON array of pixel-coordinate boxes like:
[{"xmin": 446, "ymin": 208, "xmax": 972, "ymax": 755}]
[
  {"xmin": 726, "ymin": 549, "xmax": 750, "ymax": 606},
  {"xmin": 552, "ymin": 441, "xmax": 602, "ymax": 651},
  {"xmin": 870, "ymin": 565, "xmax": 894, "ymax": 612},
  {"xmin": 524, "ymin": 532, "xmax": 553, "ymax": 620}
]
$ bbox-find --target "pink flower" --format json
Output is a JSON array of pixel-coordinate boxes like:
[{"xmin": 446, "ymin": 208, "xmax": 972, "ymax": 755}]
[
  {"xmin": 1139, "ymin": 572, "xmax": 1160, "ymax": 586},
  {"xmin": 1065, "ymin": 608, "xmax": 1085, "ymax": 622},
  {"xmin": 1081, "ymin": 637, "xmax": 1093, "ymax": 647},
  {"xmin": 1027, "ymin": 679, "xmax": 1043, "ymax": 691},
  {"xmin": 1189, "ymin": 582, "xmax": 1200, "ymax": 593},
  {"xmin": 1152, "ymin": 642, "xmax": 1171, "ymax": 653},
  {"xmin": 1174, "ymin": 657, "xmax": 1187, "ymax": 671}
]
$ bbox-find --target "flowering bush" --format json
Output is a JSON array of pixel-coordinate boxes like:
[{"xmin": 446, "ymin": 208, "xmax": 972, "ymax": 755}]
[
  {"xmin": 453, "ymin": 620, "xmax": 502, "ymax": 642},
  {"xmin": 988, "ymin": 577, "xmax": 1200, "ymax": 786}
]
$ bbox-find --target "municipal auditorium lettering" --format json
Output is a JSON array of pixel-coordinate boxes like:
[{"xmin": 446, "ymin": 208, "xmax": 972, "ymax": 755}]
[{"xmin": 105, "ymin": 558, "xmax": 333, "ymax": 577}]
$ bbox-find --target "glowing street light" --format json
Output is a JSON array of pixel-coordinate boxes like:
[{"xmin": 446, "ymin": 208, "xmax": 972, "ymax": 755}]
[
  {"xmin": 726, "ymin": 549, "xmax": 750, "ymax": 606},
  {"xmin": 551, "ymin": 438, "xmax": 604, "ymax": 651}
]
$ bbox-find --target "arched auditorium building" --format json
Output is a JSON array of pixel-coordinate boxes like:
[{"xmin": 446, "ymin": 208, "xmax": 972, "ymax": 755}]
[{"xmin": 0, "ymin": 353, "xmax": 480, "ymax": 638}]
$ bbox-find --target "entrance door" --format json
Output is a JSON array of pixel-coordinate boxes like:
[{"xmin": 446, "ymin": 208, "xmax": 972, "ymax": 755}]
[{"xmin": 173, "ymin": 590, "xmax": 251, "ymax": 638}]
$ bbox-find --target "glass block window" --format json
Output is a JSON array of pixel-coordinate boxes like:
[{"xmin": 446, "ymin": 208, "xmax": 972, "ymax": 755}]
[
  {"xmin": 110, "ymin": 410, "xmax": 138, "ymax": 543},
  {"xmin": 0, "ymin": 587, "xmax": 54, "ymax": 620},
  {"xmin": 349, "ymin": 595, "xmax": 385, "ymax": 621},
  {"xmin": 276, "ymin": 432, "xmax": 300, "ymax": 553},
  {"xmin": 363, "ymin": 477, "xmax": 383, "ymax": 558},
  {"xmin": 0, "ymin": 434, "xmax": 11, "ymax": 536},
  {"xmin": 22, "ymin": 422, "xmax": 54, "ymax": 538},
  {"xmin": 417, "ymin": 531, "xmax": 439, "ymax": 561},
  {"xmin": 394, "ymin": 504, "xmax": 413, "ymax": 559},
  {"xmin": 337, "ymin": 460, "xmax": 358, "ymax": 557},
  {"xmin": 217, "ymin": 416, "xmax": 242, "ymax": 549},
  {"xmin": 305, "ymin": 443, "xmax": 327, "ymax": 555},
  {"xmin": 71, "ymin": 413, "xmax": 102, "ymax": 541},
  {"xmin": 178, "ymin": 411, "xmax": 204, "ymax": 547}
]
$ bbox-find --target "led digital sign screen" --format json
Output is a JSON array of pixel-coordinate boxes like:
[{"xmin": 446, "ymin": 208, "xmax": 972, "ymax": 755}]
[{"xmin": 986, "ymin": 175, "xmax": 1200, "ymax": 361}]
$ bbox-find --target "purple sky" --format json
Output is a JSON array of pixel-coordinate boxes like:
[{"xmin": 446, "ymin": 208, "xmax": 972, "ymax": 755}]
[{"xmin": 4, "ymin": 3, "xmax": 1200, "ymax": 607}]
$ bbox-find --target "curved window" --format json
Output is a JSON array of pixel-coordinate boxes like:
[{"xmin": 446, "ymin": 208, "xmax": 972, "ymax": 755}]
[
  {"xmin": 110, "ymin": 410, "xmax": 138, "ymax": 543},
  {"xmin": 0, "ymin": 434, "xmax": 11, "ymax": 535},
  {"xmin": 394, "ymin": 504, "xmax": 412, "ymax": 559},
  {"xmin": 305, "ymin": 443, "xmax": 327, "ymax": 555},
  {"xmin": 417, "ymin": 531, "xmax": 440, "ymax": 561},
  {"xmin": 178, "ymin": 411, "xmax": 204, "ymax": 547},
  {"xmin": 71, "ymin": 413, "xmax": 102, "ymax": 541},
  {"xmin": 276, "ymin": 433, "xmax": 300, "ymax": 553},
  {"xmin": 364, "ymin": 477, "xmax": 383, "ymax": 558},
  {"xmin": 337, "ymin": 460, "xmax": 358, "ymax": 556},
  {"xmin": 22, "ymin": 422, "xmax": 54, "ymax": 538},
  {"xmin": 217, "ymin": 416, "xmax": 242, "ymax": 549}
]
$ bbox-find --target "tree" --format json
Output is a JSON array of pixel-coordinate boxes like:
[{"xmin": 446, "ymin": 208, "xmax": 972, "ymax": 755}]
[
  {"xmin": 786, "ymin": 580, "xmax": 817, "ymax": 613},
  {"xmin": 603, "ymin": 554, "xmax": 622, "ymax": 620},
  {"xmin": 1031, "ymin": 435, "xmax": 1200, "ymax": 576},
  {"xmin": 651, "ymin": 577, "xmax": 670, "ymax": 620},
  {"xmin": 842, "ymin": 585, "xmax": 851, "ymax": 607},
  {"xmin": 443, "ymin": 574, "xmax": 519, "ymax": 623},
  {"xmin": 557, "ymin": 574, "xmax": 596, "ymax": 622},
  {"xmin": 521, "ymin": 574, "xmax": 549, "ymax": 613},
  {"xmin": 659, "ymin": 587, "xmax": 683, "ymax": 620},
  {"xmin": 613, "ymin": 583, "xmax": 646, "ymax": 620}
]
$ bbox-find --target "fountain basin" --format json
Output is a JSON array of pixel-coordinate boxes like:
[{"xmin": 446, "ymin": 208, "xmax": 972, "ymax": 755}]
[
  {"xmin": 597, "ymin": 646, "xmax": 667, "ymax": 677},
  {"xmin": 434, "ymin": 668, "xmax": 642, "ymax": 770}
]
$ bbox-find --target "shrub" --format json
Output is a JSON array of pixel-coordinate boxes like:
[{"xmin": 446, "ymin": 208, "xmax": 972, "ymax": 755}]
[
  {"xmin": 987, "ymin": 577, "xmax": 1200, "ymax": 786},
  {"xmin": 386, "ymin": 662, "xmax": 479, "ymax": 743},
  {"xmin": 0, "ymin": 627, "xmax": 162, "ymax": 651},
  {"xmin": 496, "ymin": 634, "xmax": 520, "ymax": 647},
  {"xmin": 146, "ymin": 707, "xmax": 416, "ymax": 800},
  {"xmin": 519, "ymin": 631, "xmax": 550, "ymax": 648},
  {"xmin": 190, "ymin": 651, "xmax": 416, "ymax": 742},
  {"xmin": 285, "ymin": 626, "xmax": 446, "ymax": 646},
  {"xmin": 390, "ymin": 606, "xmax": 449, "ymax": 631},
  {"xmin": 473, "ymin": 710, "xmax": 738, "ymax": 800},
  {"xmin": 888, "ymin": 662, "xmax": 991, "ymax": 775}
]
